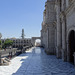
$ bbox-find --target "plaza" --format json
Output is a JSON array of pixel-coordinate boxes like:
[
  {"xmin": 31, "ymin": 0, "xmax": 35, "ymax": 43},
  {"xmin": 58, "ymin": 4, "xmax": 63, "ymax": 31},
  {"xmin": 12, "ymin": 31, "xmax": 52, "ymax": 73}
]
[
  {"xmin": 0, "ymin": 47, "xmax": 75, "ymax": 75},
  {"xmin": 0, "ymin": 0, "xmax": 75, "ymax": 75}
]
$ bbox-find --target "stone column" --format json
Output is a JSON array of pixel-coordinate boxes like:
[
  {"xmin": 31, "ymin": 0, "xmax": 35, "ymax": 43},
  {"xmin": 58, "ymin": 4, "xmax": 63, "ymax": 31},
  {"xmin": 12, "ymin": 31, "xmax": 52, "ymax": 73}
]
[
  {"xmin": 56, "ymin": 2, "xmax": 62, "ymax": 58},
  {"xmin": 46, "ymin": 27, "xmax": 49, "ymax": 50},
  {"xmin": 61, "ymin": 15, "xmax": 67, "ymax": 61},
  {"xmin": 45, "ymin": 26, "xmax": 48, "ymax": 51},
  {"xmin": 55, "ymin": 27, "xmax": 57, "ymax": 55},
  {"xmin": 66, "ymin": 0, "xmax": 69, "ymax": 8},
  {"xmin": 46, "ymin": 26, "xmax": 50, "ymax": 54},
  {"xmin": 61, "ymin": 0, "xmax": 64, "ymax": 11}
]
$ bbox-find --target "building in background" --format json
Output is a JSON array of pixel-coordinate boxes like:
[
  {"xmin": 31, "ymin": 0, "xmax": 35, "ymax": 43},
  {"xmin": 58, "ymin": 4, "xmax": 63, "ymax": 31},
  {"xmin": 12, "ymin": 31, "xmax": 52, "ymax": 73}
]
[
  {"xmin": 1, "ymin": 29, "xmax": 32, "ymax": 49},
  {"xmin": 1, "ymin": 38, "xmax": 32, "ymax": 49}
]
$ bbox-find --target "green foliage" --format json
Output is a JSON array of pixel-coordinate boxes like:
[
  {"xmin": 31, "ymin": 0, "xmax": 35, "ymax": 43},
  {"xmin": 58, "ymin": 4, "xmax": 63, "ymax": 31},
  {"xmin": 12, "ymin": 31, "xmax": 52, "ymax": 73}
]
[
  {"xmin": 3, "ymin": 39, "xmax": 13, "ymax": 48},
  {"xmin": 0, "ymin": 40, "xmax": 1, "ymax": 45}
]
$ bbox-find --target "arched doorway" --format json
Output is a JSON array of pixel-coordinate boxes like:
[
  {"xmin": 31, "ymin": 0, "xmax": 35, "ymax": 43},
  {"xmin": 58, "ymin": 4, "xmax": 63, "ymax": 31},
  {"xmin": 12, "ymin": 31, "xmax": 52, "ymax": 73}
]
[
  {"xmin": 35, "ymin": 39, "xmax": 41, "ymax": 47},
  {"xmin": 68, "ymin": 30, "xmax": 75, "ymax": 64}
]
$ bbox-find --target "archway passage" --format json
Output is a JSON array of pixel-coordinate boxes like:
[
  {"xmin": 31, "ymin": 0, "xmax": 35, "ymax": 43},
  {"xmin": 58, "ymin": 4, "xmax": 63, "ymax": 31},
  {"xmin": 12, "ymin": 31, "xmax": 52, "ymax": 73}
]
[
  {"xmin": 69, "ymin": 30, "xmax": 75, "ymax": 64},
  {"xmin": 35, "ymin": 39, "xmax": 41, "ymax": 47},
  {"xmin": 31, "ymin": 37, "xmax": 41, "ymax": 46}
]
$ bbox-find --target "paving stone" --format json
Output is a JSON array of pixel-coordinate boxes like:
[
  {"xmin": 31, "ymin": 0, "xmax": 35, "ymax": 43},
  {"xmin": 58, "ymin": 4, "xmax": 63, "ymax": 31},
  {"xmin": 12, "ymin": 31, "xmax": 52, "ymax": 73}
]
[{"xmin": 0, "ymin": 47, "xmax": 75, "ymax": 75}]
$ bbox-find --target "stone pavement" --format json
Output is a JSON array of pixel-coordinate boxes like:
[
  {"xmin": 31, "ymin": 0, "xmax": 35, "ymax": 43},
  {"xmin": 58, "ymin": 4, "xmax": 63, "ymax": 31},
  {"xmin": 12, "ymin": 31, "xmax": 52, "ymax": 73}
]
[{"xmin": 0, "ymin": 47, "xmax": 75, "ymax": 75}]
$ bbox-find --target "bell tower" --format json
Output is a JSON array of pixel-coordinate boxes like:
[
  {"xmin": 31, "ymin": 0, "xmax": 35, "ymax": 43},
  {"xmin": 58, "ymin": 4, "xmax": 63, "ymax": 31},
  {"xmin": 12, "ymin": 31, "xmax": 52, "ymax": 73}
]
[{"xmin": 21, "ymin": 29, "xmax": 25, "ymax": 39}]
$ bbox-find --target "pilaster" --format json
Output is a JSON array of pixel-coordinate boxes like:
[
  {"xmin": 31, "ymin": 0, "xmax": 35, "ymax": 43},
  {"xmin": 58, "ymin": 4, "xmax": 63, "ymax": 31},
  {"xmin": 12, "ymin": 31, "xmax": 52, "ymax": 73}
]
[
  {"xmin": 55, "ymin": 1, "xmax": 62, "ymax": 58},
  {"xmin": 61, "ymin": 12, "xmax": 67, "ymax": 61}
]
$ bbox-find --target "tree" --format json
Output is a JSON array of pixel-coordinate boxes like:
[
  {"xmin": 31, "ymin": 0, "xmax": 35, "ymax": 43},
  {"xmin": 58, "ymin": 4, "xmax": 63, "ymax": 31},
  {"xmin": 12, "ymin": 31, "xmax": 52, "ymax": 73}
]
[
  {"xmin": 0, "ymin": 40, "xmax": 1, "ymax": 45},
  {"xmin": 3, "ymin": 39, "xmax": 13, "ymax": 48}
]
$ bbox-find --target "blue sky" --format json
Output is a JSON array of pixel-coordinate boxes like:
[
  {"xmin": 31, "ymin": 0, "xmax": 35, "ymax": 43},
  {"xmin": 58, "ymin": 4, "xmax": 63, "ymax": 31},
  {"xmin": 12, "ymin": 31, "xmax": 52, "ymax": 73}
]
[{"xmin": 0, "ymin": 0, "xmax": 46, "ymax": 38}]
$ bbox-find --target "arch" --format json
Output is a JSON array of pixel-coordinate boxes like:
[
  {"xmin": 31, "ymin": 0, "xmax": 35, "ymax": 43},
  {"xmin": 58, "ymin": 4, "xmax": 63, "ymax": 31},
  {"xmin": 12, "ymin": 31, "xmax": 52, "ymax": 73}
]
[
  {"xmin": 68, "ymin": 30, "xmax": 75, "ymax": 64},
  {"xmin": 35, "ymin": 39, "xmax": 41, "ymax": 47},
  {"xmin": 31, "ymin": 37, "xmax": 41, "ymax": 46}
]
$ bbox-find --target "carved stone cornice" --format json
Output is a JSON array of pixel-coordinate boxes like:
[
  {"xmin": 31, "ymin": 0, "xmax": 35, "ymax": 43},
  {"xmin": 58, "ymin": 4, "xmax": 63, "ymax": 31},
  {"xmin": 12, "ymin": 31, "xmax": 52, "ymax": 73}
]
[
  {"xmin": 45, "ymin": 0, "xmax": 55, "ymax": 7},
  {"xmin": 44, "ymin": 22, "xmax": 56, "ymax": 29}
]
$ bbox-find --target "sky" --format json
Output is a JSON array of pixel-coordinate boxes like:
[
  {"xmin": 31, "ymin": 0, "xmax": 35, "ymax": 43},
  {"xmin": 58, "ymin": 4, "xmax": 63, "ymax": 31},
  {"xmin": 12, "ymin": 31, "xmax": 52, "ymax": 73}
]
[{"xmin": 0, "ymin": 0, "xmax": 46, "ymax": 39}]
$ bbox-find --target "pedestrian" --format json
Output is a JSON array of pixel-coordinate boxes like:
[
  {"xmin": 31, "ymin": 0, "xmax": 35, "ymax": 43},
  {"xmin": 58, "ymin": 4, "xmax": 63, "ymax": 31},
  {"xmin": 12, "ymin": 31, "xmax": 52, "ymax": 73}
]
[{"xmin": 5, "ymin": 48, "xmax": 6, "ymax": 51}]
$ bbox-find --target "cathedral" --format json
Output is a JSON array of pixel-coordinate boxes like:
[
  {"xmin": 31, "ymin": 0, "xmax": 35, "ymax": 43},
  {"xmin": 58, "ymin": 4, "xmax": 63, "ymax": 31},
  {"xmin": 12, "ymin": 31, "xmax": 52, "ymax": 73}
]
[{"xmin": 41, "ymin": 0, "xmax": 75, "ymax": 65}]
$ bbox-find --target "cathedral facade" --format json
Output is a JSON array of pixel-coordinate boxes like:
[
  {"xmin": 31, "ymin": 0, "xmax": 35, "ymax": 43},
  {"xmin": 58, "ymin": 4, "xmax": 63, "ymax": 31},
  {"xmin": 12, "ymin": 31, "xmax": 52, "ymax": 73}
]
[{"xmin": 41, "ymin": 0, "xmax": 75, "ymax": 64}]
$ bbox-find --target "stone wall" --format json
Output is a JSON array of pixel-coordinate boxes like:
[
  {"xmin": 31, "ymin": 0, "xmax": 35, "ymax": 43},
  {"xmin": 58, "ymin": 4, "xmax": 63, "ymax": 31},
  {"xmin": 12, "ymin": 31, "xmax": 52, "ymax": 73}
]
[
  {"xmin": 41, "ymin": 0, "xmax": 75, "ymax": 65},
  {"xmin": 41, "ymin": 0, "xmax": 56, "ymax": 55}
]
